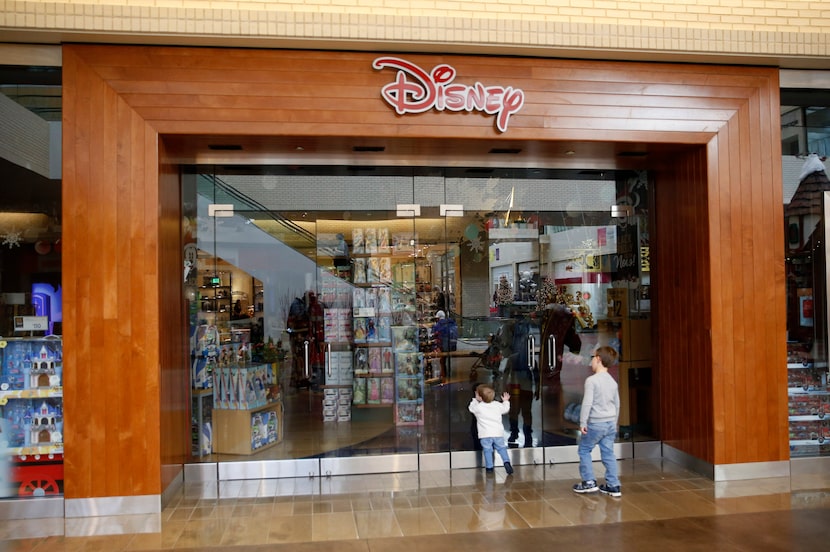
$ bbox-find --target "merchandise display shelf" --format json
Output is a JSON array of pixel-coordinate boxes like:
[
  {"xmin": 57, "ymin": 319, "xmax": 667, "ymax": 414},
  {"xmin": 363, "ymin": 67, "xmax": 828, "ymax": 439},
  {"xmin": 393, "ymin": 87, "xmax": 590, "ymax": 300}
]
[{"xmin": 213, "ymin": 400, "xmax": 283, "ymax": 455}]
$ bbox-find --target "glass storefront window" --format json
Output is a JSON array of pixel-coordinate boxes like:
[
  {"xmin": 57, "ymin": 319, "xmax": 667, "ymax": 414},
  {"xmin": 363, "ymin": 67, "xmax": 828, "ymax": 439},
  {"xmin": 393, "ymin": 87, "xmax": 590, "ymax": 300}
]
[
  {"xmin": 0, "ymin": 65, "xmax": 63, "ymax": 497},
  {"xmin": 782, "ymin": 92, "xmax": 830, "ymax": 458},
  {"xmin": 184, "ymin": 166, "xmax": 655, "ymax": 473}
]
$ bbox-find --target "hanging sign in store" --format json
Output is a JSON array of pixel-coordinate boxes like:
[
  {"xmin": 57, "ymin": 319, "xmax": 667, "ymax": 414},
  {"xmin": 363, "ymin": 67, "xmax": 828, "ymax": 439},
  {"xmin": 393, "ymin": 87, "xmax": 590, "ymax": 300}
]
[
  {"xmin": 372, "ymin": 57, "xmax": 525, "ymax": 133},
  {"xmin": 14, "ymin": 316, "xmax": 49, "ymax": 331}
]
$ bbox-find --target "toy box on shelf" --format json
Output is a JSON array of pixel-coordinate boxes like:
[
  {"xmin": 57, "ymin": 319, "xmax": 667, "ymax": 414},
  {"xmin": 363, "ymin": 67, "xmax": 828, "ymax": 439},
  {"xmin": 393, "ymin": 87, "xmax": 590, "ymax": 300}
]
[
  {"xmin": 786, "ymin": 349, "xmax": 830, "ymax": 457},
  {"xmin": 211, "ymin": 361, "xmax": 283, "ymax": 455},
  {"xmin": 322, "ymin": 348, "xmax": 354, "ymax": 422},
  {"xmin": 0, "ymin": 336, "xmax": 64, "ymax": 496}
]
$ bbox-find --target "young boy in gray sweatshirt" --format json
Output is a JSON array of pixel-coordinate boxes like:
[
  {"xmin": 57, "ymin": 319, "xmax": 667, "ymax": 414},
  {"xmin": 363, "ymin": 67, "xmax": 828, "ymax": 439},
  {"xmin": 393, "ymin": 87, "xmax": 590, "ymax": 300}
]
[{"xmin": 572, "ymin": 346, "xmax": 621, "ymax": 497}]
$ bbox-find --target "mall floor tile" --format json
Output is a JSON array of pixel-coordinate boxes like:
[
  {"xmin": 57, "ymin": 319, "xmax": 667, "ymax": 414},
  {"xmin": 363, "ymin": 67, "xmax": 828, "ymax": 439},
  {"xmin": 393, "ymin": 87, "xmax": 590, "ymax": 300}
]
[{"xmin": 1, "ymin": 458, "xmax": 828, "ymax": 551}]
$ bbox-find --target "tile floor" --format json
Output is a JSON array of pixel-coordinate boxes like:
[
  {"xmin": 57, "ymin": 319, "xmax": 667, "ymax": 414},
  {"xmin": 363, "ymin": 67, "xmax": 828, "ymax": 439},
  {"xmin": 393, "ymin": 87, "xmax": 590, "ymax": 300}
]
[{"xmin": 1, "ymin": 458, "xmax": 829, "ymax": 551}]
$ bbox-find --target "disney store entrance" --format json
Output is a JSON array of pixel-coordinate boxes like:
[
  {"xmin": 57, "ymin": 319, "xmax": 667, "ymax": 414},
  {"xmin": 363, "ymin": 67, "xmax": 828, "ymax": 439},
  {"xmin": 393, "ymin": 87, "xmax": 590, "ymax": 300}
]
[{"xmin": 184, "ymin": 165, "xmax": 655, "ymax": 479}]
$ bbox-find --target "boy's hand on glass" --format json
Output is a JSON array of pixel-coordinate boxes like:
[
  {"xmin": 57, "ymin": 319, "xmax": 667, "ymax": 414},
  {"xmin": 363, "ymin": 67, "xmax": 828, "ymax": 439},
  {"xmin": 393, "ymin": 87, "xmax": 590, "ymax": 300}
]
[{"xmin": 502, "ymin": 392, "xmax": 510, "ymax": 402}]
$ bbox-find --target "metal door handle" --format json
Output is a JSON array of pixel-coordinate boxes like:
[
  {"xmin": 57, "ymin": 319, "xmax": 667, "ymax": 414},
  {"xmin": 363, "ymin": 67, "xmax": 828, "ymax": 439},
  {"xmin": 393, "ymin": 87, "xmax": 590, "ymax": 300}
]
[
  {"xmin": 548, "ymin": 334, "xmax": 556, "ymax": 369},
  {"xmin": 326, "ymin": 343, "xmax": 332, "ymax": 377},
  {"xmin": 527, "ymin": 335, "xmax": 535, "ymax": 370},
  {"xmin": 304, "ymin": 340, "xmax": 310, "ymax": 378}
]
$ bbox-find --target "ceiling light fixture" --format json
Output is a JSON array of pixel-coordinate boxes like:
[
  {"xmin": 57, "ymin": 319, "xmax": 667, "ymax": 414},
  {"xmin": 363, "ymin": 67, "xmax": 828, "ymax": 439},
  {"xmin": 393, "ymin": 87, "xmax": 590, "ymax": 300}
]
[{"xmin": 207, "ymin": 144, "xmax": 243, "ymax": 151}]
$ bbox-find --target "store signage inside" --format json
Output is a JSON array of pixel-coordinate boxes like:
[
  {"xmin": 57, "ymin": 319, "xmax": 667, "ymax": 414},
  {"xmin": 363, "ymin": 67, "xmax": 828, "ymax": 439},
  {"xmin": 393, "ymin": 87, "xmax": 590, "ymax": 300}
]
[
  {"xmin": 373, "ymin": 56, "xmax": 525, "ymax": 133},
  {"xmin": 14, "ymin": 315, "xmax": 48, "ymax": 331}
]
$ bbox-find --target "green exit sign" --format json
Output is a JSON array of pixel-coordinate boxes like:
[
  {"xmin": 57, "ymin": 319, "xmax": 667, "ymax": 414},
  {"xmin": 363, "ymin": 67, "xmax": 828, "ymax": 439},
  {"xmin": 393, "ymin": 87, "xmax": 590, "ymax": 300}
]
[{"xmin": 211, "ymin": 277, "xmax": 221, "ymax": 285}]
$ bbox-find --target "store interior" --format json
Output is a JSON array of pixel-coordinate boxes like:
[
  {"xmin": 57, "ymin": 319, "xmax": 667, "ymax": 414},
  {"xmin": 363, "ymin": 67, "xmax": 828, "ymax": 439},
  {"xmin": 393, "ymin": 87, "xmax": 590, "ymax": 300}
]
[{"xmin": 185, "ymin": 166, "xmax": 655, "ymax": 465}]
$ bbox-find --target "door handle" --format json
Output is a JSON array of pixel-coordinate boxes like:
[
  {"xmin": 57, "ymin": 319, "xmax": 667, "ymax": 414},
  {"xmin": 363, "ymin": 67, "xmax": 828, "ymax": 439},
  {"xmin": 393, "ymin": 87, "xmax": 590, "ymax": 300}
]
[
  {"xmin": 527, "ymin": 335, "xmax": 535, "ymax": 370},
  {"xmin": 326, "ymin": 342, "xmax": 332, "ymax": 377},
  {"xmin": 304, "ymin": 340, "xmax": 310, "ymax": 378},
  {"xmin": 548, "ymin": 334, "xmax": 556, "ymax": 370}
]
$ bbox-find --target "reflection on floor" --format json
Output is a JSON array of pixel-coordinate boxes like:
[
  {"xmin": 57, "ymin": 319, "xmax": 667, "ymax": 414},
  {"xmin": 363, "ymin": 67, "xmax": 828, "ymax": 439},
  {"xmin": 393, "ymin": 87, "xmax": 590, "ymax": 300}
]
[
  {"xmin": 2, "ymin": 458, "xmax": 829, "ymax": 551},
  {"xmin": 205, "ymin": 350, "xmax": 594, "ymax": 464}
]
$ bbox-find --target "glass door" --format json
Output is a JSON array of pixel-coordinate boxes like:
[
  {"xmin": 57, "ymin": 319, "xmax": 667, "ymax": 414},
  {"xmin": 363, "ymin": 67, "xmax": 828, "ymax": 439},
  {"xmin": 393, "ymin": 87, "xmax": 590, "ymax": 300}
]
[
  {"xmin": 185, "ymin": 167, "xmax": 430, "ymax": 476},
  {"xmin": 441, "ymin": 169, "xmax": 653, "ymax": 469},
  {"xmin": 440, "ymin": 172, "xmax": 556, "ymax": 469}
]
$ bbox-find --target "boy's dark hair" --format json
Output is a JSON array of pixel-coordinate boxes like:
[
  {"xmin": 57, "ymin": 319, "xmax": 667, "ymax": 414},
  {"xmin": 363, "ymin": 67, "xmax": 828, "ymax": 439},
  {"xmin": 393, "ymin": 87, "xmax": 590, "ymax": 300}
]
[
  {"xmin": 478, "ymin": 384, "xmax": 496, "ymax": 403},
  {"xmin": 595, "ymin": 346, "xmax": 619, "ymax": 368}
]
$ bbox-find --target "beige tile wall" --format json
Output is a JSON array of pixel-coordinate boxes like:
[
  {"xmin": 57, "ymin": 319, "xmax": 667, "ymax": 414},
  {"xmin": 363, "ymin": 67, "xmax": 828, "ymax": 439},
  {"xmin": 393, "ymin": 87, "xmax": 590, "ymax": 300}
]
[{"xmin": 1, "ymin": 0, "xmax": 828, "ymax": 65}]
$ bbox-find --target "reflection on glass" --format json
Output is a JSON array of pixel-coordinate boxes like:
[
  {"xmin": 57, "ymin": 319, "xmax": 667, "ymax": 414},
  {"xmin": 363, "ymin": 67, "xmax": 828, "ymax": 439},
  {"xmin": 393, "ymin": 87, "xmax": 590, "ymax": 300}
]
[{"xmin": 183, "ymin": 167, "xmax": 656, "ymax": 468}]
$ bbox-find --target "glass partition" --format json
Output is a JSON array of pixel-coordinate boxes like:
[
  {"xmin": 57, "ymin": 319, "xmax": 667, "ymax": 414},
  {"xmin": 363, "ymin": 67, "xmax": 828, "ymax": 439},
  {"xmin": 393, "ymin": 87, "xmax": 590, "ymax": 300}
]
[
  {"xmin": 0, "ymin": 66, "xmax": 63, "ymax": 499},
  {"xmin": 782, "ymin": 100, "xmax": 830, "ymax": 457},
  {"xmin": 184, "ymin": 166, "xmax": 656, "ymax": 472}
]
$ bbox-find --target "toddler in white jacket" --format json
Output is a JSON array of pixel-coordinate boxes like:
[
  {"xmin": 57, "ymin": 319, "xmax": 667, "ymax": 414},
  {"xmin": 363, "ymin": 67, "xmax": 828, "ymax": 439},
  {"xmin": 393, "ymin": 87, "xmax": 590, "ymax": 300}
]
[{"xmin": 468, "ymin": 384, "xmax": 514, "ymax": 474}]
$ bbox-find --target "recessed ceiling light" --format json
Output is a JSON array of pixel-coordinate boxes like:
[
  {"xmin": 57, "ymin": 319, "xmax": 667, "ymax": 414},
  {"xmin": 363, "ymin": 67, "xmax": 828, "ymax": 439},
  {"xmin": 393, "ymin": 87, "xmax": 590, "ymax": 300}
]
[
  {"xmin": 565, "ymin": 150, "xmax": 576, "ymax": 156},
  {"xmin": 295, "ymin": 146, "xmax": 305, "ymax": 151},
  {"xmin": 208, "ymin": 144, "xmax": 242, "ymax": 151}
]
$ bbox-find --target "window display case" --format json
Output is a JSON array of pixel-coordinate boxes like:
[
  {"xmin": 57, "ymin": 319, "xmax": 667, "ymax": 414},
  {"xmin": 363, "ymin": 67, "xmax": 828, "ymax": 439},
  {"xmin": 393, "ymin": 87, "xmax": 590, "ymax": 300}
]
[{"xmin": 0, "ymin": 336, "xmax": 64, "ymax": 497}]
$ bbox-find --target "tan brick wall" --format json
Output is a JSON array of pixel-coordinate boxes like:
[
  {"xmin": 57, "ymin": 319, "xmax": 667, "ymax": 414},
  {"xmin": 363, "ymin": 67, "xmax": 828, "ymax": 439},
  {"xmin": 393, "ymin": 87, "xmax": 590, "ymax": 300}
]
[{"xmin": 1, "ymin": 0, "xmax": 828, "ymax": 65}]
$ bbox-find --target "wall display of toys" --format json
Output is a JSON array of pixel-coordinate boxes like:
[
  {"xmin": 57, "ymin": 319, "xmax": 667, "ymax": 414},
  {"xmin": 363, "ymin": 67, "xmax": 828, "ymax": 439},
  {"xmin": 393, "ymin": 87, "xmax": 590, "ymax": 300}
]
[
  {"xmin": 787, "ymin": 352, "xmax": 830, "ymax": 457},
  {"xmin": 317, "ymin": 229, "xmax": 433, "ymax": 425},
  {"xmin": 351, "ymin": 345, "xmax": 395, "ymax": 406},
  {"xmin": 0, "ymin": 337, "xmax": 64, "ymax": 497},
  {"xmin": 392, "ymin": 325, "xmax": 424, "ymax": 425}
]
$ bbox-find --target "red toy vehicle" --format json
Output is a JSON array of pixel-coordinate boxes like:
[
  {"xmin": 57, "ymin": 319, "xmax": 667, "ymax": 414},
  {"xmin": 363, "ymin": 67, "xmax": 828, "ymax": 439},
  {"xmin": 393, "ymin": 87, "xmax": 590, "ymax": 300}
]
[{"xmin": 8, "ymin": 453, "xmax": 63, "ymax": 496}]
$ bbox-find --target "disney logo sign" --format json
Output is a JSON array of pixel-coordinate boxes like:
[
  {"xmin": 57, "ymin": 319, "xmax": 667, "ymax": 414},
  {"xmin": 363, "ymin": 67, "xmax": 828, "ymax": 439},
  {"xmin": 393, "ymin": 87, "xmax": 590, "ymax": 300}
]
[{"xmin": 372, "ymin": 57, "xmax": 525, "ymax": 133}]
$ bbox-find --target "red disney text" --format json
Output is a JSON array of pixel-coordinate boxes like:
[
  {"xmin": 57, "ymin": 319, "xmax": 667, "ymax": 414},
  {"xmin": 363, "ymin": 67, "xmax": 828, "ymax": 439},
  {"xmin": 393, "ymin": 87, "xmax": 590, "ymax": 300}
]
[{"xmin": 373, "ymin": 57, "xmax": 525, "ymax": 133}]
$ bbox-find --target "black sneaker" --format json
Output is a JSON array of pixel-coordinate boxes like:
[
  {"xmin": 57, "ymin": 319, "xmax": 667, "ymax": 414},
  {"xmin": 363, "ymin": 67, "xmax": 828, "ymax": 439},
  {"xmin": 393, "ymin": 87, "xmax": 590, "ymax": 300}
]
[
  {"xmin": 485, "ymin": 467, "xmax": 494, "ymax": 473},
  {"xmin": 572, "ymin": 480, "xmax": 598, "ymax": 493},
  {"xmin": 599, "ymin": 483, "xmax": 622, "ymax": 497},
  {"xmin": 504, "ymin": 462, "xmax": 514, "ymax": 475}
]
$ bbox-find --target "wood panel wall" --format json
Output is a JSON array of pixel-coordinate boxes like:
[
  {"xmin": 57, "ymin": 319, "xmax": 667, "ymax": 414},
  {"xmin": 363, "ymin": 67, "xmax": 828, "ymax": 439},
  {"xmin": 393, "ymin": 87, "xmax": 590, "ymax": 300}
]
[
  {"xmin": 62, "ymin": 44, "xmax": 786, "ymax": 500},
  {"xmin": 653, "ymin": 149, "xmax": 716, "ymax": 460}
]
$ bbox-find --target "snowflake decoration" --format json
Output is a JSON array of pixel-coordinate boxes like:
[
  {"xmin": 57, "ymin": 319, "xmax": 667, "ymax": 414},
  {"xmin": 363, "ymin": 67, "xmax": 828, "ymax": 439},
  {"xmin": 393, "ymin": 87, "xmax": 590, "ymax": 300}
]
[
  {"xmin": 467, "ymin": 235, "xmax": 483, "ymax": 253},
  {"xmin": 2, "ymin": 229, "xmax": 22, "ymax": 248}
]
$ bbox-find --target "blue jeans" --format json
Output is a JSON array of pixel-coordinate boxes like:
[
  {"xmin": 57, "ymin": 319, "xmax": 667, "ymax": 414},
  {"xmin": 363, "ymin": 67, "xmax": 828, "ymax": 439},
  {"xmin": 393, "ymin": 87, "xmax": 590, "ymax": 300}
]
[
  {"xmin": 577, "ymin": 420, "xmax": 620, "ymax": 487},
  {"xmin": 479, "ymin": 436, "xmax": 511, "ymax": 469}
]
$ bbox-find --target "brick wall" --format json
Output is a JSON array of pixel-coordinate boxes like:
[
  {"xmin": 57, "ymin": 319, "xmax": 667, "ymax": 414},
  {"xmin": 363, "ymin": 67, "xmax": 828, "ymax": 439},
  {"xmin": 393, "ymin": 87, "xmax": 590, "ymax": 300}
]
[{"xmin": 1, "ymin": 0, "xmax": 828, "ymax": 62}]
